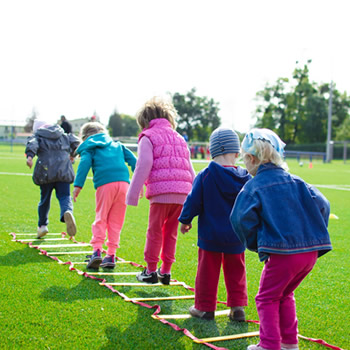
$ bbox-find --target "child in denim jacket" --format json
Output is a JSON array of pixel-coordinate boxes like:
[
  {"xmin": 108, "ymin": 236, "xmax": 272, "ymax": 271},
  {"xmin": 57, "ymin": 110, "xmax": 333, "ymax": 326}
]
[{"xmin": 230, "ymin": 128, "xmax": 332, "ymax": 350}]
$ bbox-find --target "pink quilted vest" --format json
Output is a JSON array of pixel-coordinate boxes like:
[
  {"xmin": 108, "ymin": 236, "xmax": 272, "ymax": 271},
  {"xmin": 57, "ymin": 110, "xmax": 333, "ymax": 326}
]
[{"xmin": 139, "ymin": 118, "xmax": 193, "ymax": 199}]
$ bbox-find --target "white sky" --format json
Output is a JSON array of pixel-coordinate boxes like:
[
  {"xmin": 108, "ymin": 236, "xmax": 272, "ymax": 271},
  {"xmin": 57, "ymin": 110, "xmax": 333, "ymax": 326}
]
[{"xmin": 0, "ymin": 0, "xmax": 349, "ymax": 133}]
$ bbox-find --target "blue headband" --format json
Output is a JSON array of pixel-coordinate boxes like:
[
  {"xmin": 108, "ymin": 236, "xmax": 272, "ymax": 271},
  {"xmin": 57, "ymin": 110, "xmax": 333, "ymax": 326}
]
[{"xmin": 242, "ymin": 128, "xmax": 285, "ymax": 157}]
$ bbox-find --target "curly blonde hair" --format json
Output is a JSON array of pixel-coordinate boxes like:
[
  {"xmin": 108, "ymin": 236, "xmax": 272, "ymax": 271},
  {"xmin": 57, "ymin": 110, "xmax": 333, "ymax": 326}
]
[
  {"xmin": 136, "ymin": 97, "xmax": 178, "ymax": 130},
  {"xmin": 242, "ymin": 139, "xmax": 288, "ymax": 172},
  {"xmin": 80, "ymin": 122, "xmax": 107, "ymax": 141}
]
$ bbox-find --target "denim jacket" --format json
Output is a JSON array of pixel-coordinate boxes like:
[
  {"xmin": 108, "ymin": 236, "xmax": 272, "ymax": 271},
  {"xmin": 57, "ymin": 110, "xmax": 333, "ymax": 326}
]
[{"xmin": 230, "ymin": 163, "xmax": 332, "ymax": 261}]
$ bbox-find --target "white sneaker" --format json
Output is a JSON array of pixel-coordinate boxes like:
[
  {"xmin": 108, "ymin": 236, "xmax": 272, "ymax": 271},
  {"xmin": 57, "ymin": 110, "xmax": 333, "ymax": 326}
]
[
  {"xmin": 281, "ymin": 344, "xmax": 299, "ymax": 350},
  {"xmin": 37, "ymin": 225, "xmax": 49, "ymax": 239},
  {"xmin": 247, "ymin": 345, "xmax": 270, "ymax": 350},
  {"xmin": 64, "ymin": 211, "xmax": 76, "ymax": 236}
]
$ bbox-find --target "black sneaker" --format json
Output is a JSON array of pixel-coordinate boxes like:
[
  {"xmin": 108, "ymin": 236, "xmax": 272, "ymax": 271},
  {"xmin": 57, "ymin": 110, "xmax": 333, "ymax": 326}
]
[
  {"xmin": 100, "ymin": 255, "xmax": 115, "ymax": 269},
  {"xmin": 189, "ymin": 306, "xmax": 215, "ymax": 320},
  {"xmin": 157, "ymin": 268, "xmax": 170, "ymax": 285},
  {"xmin": 86, "ymin": 250, "xmax": 102, "ymax": 269},
  {"xmin": 136, "ymin": 268, "xmax": 158, "ymax": 284}
]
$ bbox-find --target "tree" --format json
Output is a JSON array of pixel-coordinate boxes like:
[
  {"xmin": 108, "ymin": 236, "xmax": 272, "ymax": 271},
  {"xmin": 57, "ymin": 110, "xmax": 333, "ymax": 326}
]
[
  {"xmin": 108, "ymin": 111, "xmax": 123, "ymax": 136},
  {"xmin": 108, "ymin": 111, "xmax": 138, "ymax": 137},
  {"xmin": 171, "ymin": 88, "xmax": 221, "ymax": 141},
  {"xmin": 254, "ymin": 60, "xmax": 350, "ymax": 144},
  {"xmin": 120, "ymin": 114, "xmax": 139, "ymax": 136}
]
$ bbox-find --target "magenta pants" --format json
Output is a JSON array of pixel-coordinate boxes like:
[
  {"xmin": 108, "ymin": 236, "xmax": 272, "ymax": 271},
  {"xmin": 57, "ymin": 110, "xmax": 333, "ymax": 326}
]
[
  {"xmin": 256, "ymin": 252, "xmax": 318, "ymax": 350},
  {"xmin": 194, "ymin": 248, "xmax": 248, "ymax": 311},
  {"xmin": 90, "ymin": 181, "xmax": 129, "ymax": 256},
  {"xmin": 144, "ymin": 203, "xmax": 183, "ymax": 274}
]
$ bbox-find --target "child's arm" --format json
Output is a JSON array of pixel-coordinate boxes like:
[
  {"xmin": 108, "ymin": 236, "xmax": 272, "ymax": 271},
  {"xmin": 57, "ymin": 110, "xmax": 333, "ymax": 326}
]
[
  {"xmin": 178, "ymin": 173, "xmax": 203, "ymax": 230},
  {"xmin": 307, "ymin": 184, "xmax": 331, "ymax": 225},
  {"xmin": 180, "ymin": 223, "xmax": 192, "ymax": 234},
  {"xmin": 73, "ymin": 187, "xmax": 82, "ymax": 202},
  {"xmin": 122, "ymin": 144, "xmax": 137, "ymax": 172},
  {"xmin": 26, "ymin": 156, "xmax": 33, "ymax": 169},
  {"xmin": 230, "ymin": 191, "xmax": 260, "ymax": 251},
  {"xmin": 126, "ymin": 137, "xmax": 153, "ymax": 206},
  {"xmin": 68, "ymin": 133, "xmax": 81, "ymax": 158},
  {"xmin": 73, "ymin": 150, "xmax": 93, "ymax": 198}
]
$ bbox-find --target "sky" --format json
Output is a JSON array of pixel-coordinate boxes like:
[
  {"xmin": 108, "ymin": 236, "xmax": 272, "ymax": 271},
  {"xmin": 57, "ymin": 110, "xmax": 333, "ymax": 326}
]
[{"xmin": 0, "ymin": 0, "xmax": 349, "ymax": 133}]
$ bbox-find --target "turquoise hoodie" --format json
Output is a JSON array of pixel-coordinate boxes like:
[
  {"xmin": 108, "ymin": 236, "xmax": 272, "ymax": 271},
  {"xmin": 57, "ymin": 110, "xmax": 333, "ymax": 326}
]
[{"xmin": 74, "ymin": 133, "xmax": 137, "ymax": 189}]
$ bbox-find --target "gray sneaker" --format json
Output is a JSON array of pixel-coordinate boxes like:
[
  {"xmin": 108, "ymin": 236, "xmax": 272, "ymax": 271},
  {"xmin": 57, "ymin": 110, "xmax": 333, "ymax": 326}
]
[
  {"xmin": 86, "ymin": 250, "xmax": 102, "ymax": 269},
  {"xmin": 229, "ymin": 307, "xmax": 246, "ymax": 322},
  {"xmin": 189, "ymin": 306, "xmax": 215, "ymax": 320},
  {"xmin": 64, "ymin": 211, "xmax": 76, "ymax": 236},
  {"xmin": 136, "ymin": 269, "xmax": 158, "ymax": 284},
  {"xmin": 281, "ymin": 344, "xmax": 299, "ymax": 350}
]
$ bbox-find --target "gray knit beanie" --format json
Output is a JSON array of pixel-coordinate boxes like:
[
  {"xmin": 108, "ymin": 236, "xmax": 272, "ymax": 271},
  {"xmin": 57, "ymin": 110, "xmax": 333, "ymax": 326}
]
[{"xmin": 209, "ymin": 127, "xmax": 240, "ymax": 159}]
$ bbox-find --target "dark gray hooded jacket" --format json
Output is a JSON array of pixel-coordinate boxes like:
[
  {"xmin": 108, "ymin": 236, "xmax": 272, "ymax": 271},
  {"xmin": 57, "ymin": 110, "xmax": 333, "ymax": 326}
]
[{"xmin": 25, "ymin": 125, "xmax": 80, "ymax": 185}]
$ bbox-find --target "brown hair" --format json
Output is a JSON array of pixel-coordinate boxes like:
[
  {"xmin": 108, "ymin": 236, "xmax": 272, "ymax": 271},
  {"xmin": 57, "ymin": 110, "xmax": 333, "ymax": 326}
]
[
  {"xmin": 136, "ymin": 97, "xmax": 178, "ymax": 129},
  {"xmin": 80, "ymin": 122, "xmax": 107, "ymax": 141}
]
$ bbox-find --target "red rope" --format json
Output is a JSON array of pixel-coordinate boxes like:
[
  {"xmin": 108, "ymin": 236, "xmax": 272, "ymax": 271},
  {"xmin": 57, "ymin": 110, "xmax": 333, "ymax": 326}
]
[{"xmin": 10, "ymin": 232, "xmax": 345, "ymax": 350}]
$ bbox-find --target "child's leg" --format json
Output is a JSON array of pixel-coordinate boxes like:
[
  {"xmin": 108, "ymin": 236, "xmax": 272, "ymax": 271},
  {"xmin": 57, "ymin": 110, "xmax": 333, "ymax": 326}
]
[
  {"xmin": 279, "ymin": 251, "xmax": 318, "ymax": 346},
  {"xmin": 222, "ymin": 252, "xmax": 248, "ymax": 307},
  {"xmin": 256, "ymin": 252, "xmax": 318, "ymax": 350},
  {"xmin": 54, "ymin": 182, "xmax": 73, "ymax": 222},
  {"xmin": 144, "ymin": 203, "xmax": 167, "ymax": 272},
  {"xmin": 159, "ymin": 203, "xmax": 183, "ymax": 274},
  {"xmin": 194, "ymin": 248, "xmax": 222, "ymax": 312},
  {"xmin": 105, "ymin": 182, "xmax": 129, "ymax": 256},
  {"xmin": 90, "ymin": 184, "xmax": 113, "ymax": 252},
  {"xmin": 38, "ymin": 184, "xmax": 54, "ymax": 226}
]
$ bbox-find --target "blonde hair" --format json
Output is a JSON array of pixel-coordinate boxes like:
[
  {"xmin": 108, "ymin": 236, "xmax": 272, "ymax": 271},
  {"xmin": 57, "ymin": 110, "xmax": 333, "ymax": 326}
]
[
  {"xmin": 242, "ymin": 139, "xmax": 289, "ymax": 171},
  {"xmin": 80, "ymin": 122, "xmax": 107, "ymax": 141},
  {"xmin": 136, "ymin": 97, "xmax": 178, "ymax": 129}
]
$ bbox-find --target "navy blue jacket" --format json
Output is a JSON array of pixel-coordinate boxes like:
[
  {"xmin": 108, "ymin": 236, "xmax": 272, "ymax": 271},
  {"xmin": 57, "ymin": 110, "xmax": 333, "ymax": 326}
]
[
  {"xmin": 230, "ymin": 163, "xmax": 332, "ymax": 261},
  {"xmin": 178, "ymin": 161, "xmax": 251, "ymax": 254},
  {"xmin": 25, "ymin": 125, "xmax": 80, "ymax": 185}
]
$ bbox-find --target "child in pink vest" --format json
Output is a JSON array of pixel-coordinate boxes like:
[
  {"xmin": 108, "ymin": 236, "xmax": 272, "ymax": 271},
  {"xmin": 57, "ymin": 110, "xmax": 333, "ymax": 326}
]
[{"xmin": 126, "ymin": 97, "xmax": 195, "ymax": 284}]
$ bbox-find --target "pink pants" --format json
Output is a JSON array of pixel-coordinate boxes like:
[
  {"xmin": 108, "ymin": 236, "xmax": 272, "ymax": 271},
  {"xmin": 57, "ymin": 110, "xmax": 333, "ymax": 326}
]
[
  {"xmin": 144, "ymin": 203, "xmax": 183, "ymax": 274},
  {"xmin": 256, "ymin": 252, "xmax": 318, "ymax": 350},
  {"xmin": 195, "ymin": 248, "xmax": 248, "ymax": 311},
  {"xmin": 91, "ymin": 182, "xmax": 129, "ymax": 256}
]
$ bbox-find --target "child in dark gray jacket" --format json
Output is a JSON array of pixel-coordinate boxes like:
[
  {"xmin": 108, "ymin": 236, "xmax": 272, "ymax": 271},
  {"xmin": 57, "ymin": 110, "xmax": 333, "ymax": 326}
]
[{"xmin": 25, "ymin": 120, "xmax": 80, "ymax": 238}]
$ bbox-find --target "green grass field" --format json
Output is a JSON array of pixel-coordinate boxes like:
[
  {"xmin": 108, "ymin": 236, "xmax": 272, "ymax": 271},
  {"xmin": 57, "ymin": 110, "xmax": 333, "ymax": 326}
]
[{"xmin": 0, "ymin": 144, "xmax": 349, "ymax": 350}]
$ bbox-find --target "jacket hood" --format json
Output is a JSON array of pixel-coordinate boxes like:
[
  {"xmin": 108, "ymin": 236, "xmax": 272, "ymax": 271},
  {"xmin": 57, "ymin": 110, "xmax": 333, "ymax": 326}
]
[
  {"xmin": 208, "ymin": 161, "xmax": 251, "ymax": 197},
  {"xmin": 35, "ymin": 124, "xmax": 64, "ymax": 140},
  {"xmin": 76, "ymin": 133, "xmax": 113, "ymax": 154}
]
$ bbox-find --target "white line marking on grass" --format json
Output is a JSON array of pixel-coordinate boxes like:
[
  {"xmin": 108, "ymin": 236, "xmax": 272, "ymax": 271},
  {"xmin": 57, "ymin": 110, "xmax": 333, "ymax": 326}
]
[
  {"xmin": 313, "ymin": 184, "xmax": 350, "ymax": 191},
  {"xmin": 0, "ymin": 172, "xmax": 93, "ymax": 180},
  {"xmin": 0, "ymin": 172, "xmax": 32, "ymax": 176}
]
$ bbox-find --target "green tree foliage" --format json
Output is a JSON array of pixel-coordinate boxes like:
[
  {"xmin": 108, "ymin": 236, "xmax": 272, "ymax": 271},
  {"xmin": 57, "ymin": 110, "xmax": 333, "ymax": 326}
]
[
  {"xmin": 254, "ymin": 61, "xmax": 350, "ymax": 144},
  {"xmin": 171, "ymin": 88, "xmax": 221, "ymax": 141},
  {"xmin": 108, "ymin": 111, "xmax": 138, "ymax": 137}
]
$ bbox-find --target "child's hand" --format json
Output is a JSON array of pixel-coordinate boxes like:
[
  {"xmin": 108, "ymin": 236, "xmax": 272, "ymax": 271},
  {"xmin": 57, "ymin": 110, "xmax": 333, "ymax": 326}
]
[
  {"xmin": 139, "ymin": 186, "xmax": 144, "ymax": 199},
  {"xmin": 26, "ymin": 157, "xmax": 33, "ymax": 169},
  {"xmin": 180, "ymin": 223, "xmax": 192, "ymax": 234},
  {"xmin": 73, "ymin": 187, "xmax": 81, "ymax": 202}
]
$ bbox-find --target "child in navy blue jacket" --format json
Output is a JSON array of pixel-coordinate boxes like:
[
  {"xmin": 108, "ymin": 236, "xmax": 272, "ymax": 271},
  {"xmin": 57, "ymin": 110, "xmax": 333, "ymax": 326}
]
[
  {"xmin": 230, "ymin": 128, "xmax": 332, "ymax": 350},
  {"xmin": 178, "ymin": 128, "xmax": 251, "ymax": 321}
]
